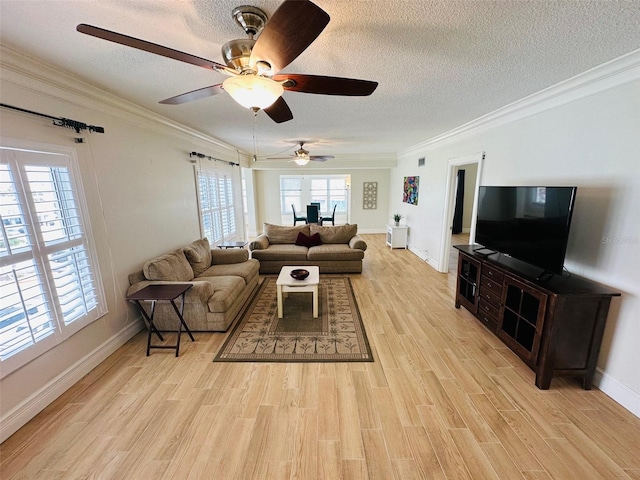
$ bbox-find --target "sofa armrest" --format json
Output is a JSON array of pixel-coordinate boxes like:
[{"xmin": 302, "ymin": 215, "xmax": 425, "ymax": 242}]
[
  {"xmin": 126, "ymin": 280, "xmax": 213, "ymax": 304},
  {"xmin": 210, "ymin": 248, "xmax": 249, "ymax": 265},
  {"xmin": 349, "ymin": 235, "xmax": 368, "ymax": 251},
  {"xmin": 128, "ymin": 270, "xmax": 146, "ymax": 286},
  {"xmin": 248, "ymin": 234, "xmax": 269, "ymax": 251}
]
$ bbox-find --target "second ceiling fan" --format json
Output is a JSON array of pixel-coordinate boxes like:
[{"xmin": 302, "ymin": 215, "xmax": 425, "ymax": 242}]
[
  {"xmin": 77, "ymin": 0, "xmax": 378, "ymax": 123},
  {"xmin": 267, "ymin": 142, "xmax": 334, "ymax": 166}
]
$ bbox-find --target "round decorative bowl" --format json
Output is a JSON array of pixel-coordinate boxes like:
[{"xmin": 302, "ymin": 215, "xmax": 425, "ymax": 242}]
[{"xmin": 290, "ymin": 268, "xmax": 310, "ymax": 280}]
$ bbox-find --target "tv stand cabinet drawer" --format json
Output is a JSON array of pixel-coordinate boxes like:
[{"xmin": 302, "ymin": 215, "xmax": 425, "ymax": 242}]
[
  {"xmin": 479, "ymin": 286, "xmax": 501, "ymax": 306},
  {"xmin": 478, "ymin": 299, "xmax": 500, "ymax": 321},
  {"xmin": 482, "ymin": 264, "xmax": 504, "ymax": 283},
  {"xmin": 477, "ymin": 310, "xmax": 498, "ymax": 332},
  {"xmin": 480, "ymin": 275, "xmax": 502, "ymax": 296}
]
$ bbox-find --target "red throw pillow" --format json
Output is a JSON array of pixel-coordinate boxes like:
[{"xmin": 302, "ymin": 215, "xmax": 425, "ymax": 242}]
[
  {"xmin": 295, "ymin": 232, "xmax": 322, "ymax": 247},
  {"xmin": 295, "ymin": 232, "xmax": 309, "ymax": 247},
  {"xmin": 308, "ymin": 232, "xmax": 322, "ymax": 247}
]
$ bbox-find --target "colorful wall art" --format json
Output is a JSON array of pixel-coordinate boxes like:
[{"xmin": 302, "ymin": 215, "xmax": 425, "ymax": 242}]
[{"xmin": 403, "ymin": 176, "xmax": 419, "ymax": 205}]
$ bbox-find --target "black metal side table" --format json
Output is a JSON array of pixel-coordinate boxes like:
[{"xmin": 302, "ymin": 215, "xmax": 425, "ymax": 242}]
[
  {"xmin": 126, "ymin": 283, "xmax": 195, "ymax": 356},
  {"xmin": 217, "ymin": 241, "xmax": 248, "ymax": 249}
]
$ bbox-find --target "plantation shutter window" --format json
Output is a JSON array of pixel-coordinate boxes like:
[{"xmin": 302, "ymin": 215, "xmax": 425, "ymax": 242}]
[
  {"xmin": 196, "ymin": 167, "xmax": 236, "ymax": 243},
  {"xmin": 0, "ymin": 146, "xmax": 106, "ymax": 377}
]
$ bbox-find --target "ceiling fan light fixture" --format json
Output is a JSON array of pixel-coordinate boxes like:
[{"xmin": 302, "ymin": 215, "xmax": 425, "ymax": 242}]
[
  {"xmin": 294, "ymin": 156, "xmax": 310, "ymax": 166},
  {"xmin": 223, "ymin": 75, "xmax": 284, "ymax": 110}
]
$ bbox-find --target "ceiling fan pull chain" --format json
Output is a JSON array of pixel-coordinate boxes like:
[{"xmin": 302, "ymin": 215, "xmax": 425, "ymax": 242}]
[{"xmin": 252, "ymin": 111, "xmax": 258, "ymax": 160}]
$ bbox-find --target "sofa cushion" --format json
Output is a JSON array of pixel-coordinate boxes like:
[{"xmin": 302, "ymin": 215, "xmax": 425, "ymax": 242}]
[
  {"xmin": 197, "ymin": 276, "xmax": 246, "ymax": 313},
  {"xmin": 264, "ymin": 223, "xmax": 310, "ymax": 244},
  {"xmin": 307, "ymin": 244, "xmax": 365, "ymax": 261},
  {"xmin": 310, "ymin": 224, "xmax": 358, "ymax": 244},
  {"xmin": 183, "ymin": 238, "xmax": 212, "ymax": 277},
  {"xmin": 295, "ymin": 232, "xmax": 322, "ymax": 248},
  {"xmin": 211, "ymin": 248, "xmax": 249, "ymax": 264},
  {"xmin": 250, "ymin": 244, "xmax": 309, "ymax": 262},
  {"xmin": 199, "ymin": 258, "xmax": 260, "ymax": 285},
  {"xmin": 143, "ymin": 249, "xmax": 194, "ymax": 281}
]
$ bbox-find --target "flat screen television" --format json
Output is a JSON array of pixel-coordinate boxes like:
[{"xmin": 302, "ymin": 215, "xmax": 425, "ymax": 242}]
[{"xmin": 475, "ymin": 186, "xmax": 577, "ymax": 275}]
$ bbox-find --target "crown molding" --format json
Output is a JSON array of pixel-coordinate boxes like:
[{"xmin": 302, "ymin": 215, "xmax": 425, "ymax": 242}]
[
  {"xmin": 400, "ymin": 48, "xmax": 640, "ymax": 157},
  {"xmin": 0, "ymin": 45, "xmax": 243, "ymax": 158}
]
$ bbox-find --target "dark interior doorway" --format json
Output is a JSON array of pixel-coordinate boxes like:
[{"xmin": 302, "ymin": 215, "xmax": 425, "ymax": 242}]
[{"xmin": 452, "ymin": 169, "xmax": 465, "ymax": 234}]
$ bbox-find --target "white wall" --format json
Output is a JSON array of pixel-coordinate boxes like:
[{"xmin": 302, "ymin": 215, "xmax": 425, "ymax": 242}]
[
  {"xmin": 390, "ymin": 52, "xmax": 640, "ymax": 416},
  {"xmin": 252, "ymin": 167, "xmax": 392, "ymax": 233},
  {"xmin": 462, "ymin": 163, "xmax": 478, "ymax": 231},
  {"xmin": 0, "ymin": 47, "xmax": 249, "ymax": 440},
  {"xmin": 389, "ymin": 156, "xmax": 448, "ymax": 264}
]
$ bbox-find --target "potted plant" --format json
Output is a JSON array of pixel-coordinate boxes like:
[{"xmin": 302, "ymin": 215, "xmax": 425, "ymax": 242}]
[{"xmin": 393, "ymin": 213, "xmax": 403, "ymax": 226}]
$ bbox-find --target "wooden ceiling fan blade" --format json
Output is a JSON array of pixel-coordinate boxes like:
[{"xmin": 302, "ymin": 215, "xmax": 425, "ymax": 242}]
[
  {"xmin": 263, "ymin": 97, "xmax": 293, "ymax": 123},
  {"xmin": 250, "ymin": 0, "xmax": 329, "ymax": 74},
  {"xmin": 159, "ymin": 84, "xmax": 224, "ymax": 105},
  {"xmin": 310, "ymin": 156, "xmax": 334, "ymax": 162},
  {"xmin": 77, "ymin": 24, "xmax": 231, "ymax": 73},
  {"xmin": 274, "ymin": 74, "xmax": 378, "ymax": 96}
]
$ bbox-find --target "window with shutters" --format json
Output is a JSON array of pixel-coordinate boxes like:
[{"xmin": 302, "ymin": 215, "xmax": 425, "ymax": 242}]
[
  {"xmin": 0, "ymin": 145, "xmax": 106, "ymax": 377},
  {"xmin": 196, "ymin": 167, "xmax": 236, "ymax": 243}
]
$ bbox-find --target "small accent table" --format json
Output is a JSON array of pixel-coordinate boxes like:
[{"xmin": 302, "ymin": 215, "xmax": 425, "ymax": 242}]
[
  {"xmin": 386, "ymin": 225, "xmax": 409, "ymax": 249},
  {"xmin": 126, "ymin": 283, "xmax": 195, "ymax": 356},
  {"xmin": 217, "ymin": 241, "xmax": 248, "ymax": 249},
  {"xmin": 276, "ymin": 266, "xmax": 320, "ymax": 319}
]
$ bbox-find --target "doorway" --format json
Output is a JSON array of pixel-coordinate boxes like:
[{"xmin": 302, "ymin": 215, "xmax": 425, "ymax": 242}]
[{"xmin": 438, "ymin": 152, "xmax": 484, "ymax": 273}]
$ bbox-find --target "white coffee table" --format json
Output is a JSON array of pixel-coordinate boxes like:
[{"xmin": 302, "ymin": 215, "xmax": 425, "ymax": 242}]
[{"xmin": 276, "ymin": 266, "xmax": 320, "ymax": 318}]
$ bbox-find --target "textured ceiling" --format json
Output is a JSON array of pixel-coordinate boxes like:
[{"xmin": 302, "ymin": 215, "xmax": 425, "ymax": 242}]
[{"xmin": 2, "ymin": 0, "xmax": 640, "ymax": 161}]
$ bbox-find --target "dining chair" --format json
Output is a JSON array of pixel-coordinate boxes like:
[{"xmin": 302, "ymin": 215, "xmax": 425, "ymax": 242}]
[
  {"xmin": 292, "ymin": 204, "xmax": 307, "ymax": 225},
  {"xmin": 306, "ymin": 205, "xmax": 319, "ymax": 224},
  {"xmin": 320, "ymin": 204, "xmax": 337, "ymax": 225}
]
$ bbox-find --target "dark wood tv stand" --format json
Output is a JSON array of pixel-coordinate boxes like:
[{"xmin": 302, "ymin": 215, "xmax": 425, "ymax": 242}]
[{"xmin": 454, "ymin": 245, "xmax": 620, "ymax": 390}]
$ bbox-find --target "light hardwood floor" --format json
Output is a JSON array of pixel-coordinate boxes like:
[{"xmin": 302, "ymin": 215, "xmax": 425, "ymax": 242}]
[{"xmin": 2, "ymin": 234, "xmax": 639, "ymax": 479}]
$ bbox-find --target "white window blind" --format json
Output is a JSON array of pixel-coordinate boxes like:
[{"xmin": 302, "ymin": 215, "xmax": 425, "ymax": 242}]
[
  {"xmin": 280, "ymin": 175, "xmax": 349, "ymax": 218},
  {"xmin": 196, "ymin": 167, "xmax": 236, "ymax": 243},
  {"xmin": 0, "ymin": 146, "xmax": 105, "ymax": 377},
  {"xmin": 280, "ymin": 177, "xmax": 303, "ymax": 214},
  {"xmin": 310, "ymin": 177, "xmax": 348, "ymax": 214}
]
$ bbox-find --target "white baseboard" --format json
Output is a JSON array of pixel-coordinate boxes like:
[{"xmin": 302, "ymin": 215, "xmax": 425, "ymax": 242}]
[
  {"xmin": 426, "ymin": 257, "xmax": 440, "ymax": 271},
  {"xmin": 407, "ymin": 245, "xmax": 440, "ymax": 271},
  {"xmin": 408, "ymin": 245, "xmax": 427, "ymax": 261},
  {"xmin": 593, "ymin": 368, "xmax": 640, "ymax": 418},
  {"xmin": 0, "ymin": 319, "xmax": 144, "ymax": 443}
]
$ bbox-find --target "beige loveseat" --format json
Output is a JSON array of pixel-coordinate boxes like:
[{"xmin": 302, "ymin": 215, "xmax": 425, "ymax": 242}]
[
  {"xmin": 127, "ymin": 238, "xmax": 259, "ymax": 331},
  {"xmin": 248, "ymin": 223, "xmax": 367, "ymax": 274}
]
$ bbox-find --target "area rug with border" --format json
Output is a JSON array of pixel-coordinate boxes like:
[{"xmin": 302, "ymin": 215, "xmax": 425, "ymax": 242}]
[{"xmin": 214, "ymin": 276, "xmax": 373, "ymax": 362}]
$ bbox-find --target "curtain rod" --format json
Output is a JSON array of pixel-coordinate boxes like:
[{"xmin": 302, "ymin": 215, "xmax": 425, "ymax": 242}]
[
  {"xmin": 189, "ymin": 151, "xmax": 239, "ymax": 167},
  {"xmin": 0, "ymin": 103, "xmax": 105, "ymax": 134}
]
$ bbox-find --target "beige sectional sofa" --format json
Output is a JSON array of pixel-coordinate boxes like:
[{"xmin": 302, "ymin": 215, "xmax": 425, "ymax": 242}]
[
  {"xmin": 249, "ymin": 223, "xmax": 367, "ymax": 274},
  {"xmin": 127, "ymin": 238, "xmax": 259, "ymax": 331}
]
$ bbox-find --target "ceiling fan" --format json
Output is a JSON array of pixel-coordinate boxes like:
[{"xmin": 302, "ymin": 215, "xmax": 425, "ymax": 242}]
[
  {"xmin": 267, "ymin": 142, "xmax": 334, "ymax": 166},
  {"xmin": 76, "ymin": 0, "xmax": 378, "ymax": 123}
]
